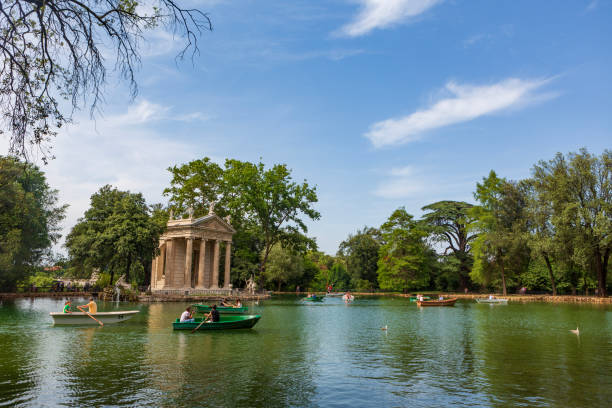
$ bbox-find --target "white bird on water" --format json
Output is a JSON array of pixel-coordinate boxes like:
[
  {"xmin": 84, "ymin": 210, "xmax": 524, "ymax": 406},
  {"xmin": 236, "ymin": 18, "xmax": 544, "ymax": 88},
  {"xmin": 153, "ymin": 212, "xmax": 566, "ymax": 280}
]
[{"xmin": 570, "ymin": 327, "xmax": 580, "ymax": 335}]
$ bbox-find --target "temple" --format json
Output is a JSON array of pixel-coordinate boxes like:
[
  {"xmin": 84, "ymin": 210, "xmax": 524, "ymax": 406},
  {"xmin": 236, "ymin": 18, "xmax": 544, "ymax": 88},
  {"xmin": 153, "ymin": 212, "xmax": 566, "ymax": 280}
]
[{"xmin": 150, "ymin": 209, "xmax": 235, "ymax": 295}]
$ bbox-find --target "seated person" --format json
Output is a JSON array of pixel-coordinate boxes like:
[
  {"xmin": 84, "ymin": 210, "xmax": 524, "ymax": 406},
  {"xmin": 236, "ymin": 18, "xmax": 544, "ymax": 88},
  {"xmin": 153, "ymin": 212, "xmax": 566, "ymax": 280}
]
[
  {"xmin": 234, "ymin": 298, "xmax": 242, "ymax": 308},
  {"xmin": 220, "ymin": 298, "xmax": 231, "ymax": 306},
  {"xmin": 63, "ymin": 300, "xmax": 72, "ymax": 314},
  {"xmin": 439, "ymin": 295, "xmax": 444, "ymax": 300},
  {"xmin": 78, "ymin": 298, "xmax": 97, "ymax": 314},
  {"xmin": 206, "ymin": 305, "xmax": 220, "ymax": 322},
  {"xmin": 180, "ymin": 306, "xmax": 195, "ymax": 323}
]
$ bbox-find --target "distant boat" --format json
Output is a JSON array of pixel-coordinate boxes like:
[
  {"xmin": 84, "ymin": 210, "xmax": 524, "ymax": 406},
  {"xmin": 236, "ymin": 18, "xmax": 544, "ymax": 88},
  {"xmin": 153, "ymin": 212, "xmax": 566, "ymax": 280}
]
[
  {"xmin": 342, "ymin": 294, "xmax": 355, "ymax": 302},
  {"xmin": 417, "ymin": 298, "xmax": 457, "ymax": 307},
  {"xmin": 192, "ymin": 304, "xmax": 249, "ymax": 314},
  {"xmin": 475, "ymin": 298, "xmax": 508, "ymax": 304},
  {"xmin": 173, "ymin": 315, "xmax": 261, "ymax": 331},
  {"xmin": 50, "ymin": 311, "xmax": 139, "ymax": 325},
  {"xmin": 303, "ymin": 295, "xmax": 324, "ymax": 302}
]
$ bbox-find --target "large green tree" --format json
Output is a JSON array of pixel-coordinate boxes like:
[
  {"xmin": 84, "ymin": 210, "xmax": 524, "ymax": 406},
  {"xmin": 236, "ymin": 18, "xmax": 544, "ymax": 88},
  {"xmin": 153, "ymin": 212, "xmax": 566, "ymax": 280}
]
[
  {"xmin": 531, "ymin": 149, "xmax": 611, "ymax": 296},
  {"xmin": 470, "ymin": 172, "xmax": 530, "ymax": 295},
  {"xmin": 263, "ymin": 244, "xmax": 304, "ymax": 291},
  {"xmin": 0, "ymin": 156, "xmax": 67, "ymax": 290},
  {"xmin": 337, "ymin": 227, "xmax": 380, "ymax": 290},
  {"xmin": 164, "ymin": 158, "xmax": 320, "ymax": 285},
  {"xmin": 421, "ymin": 200, "xmax": 476, "ymax": 291},
  {"xmin": 65, "ymin": 185, "xmax": 164, "ymax": 285},
  {"xmin": 377, "ymin": 208, "xmax": 431, "ymax": 292}
]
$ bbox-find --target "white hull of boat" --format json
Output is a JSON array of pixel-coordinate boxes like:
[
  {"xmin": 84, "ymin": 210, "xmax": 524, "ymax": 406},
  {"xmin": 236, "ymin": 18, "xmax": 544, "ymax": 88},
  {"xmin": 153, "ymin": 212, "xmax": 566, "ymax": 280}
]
[
  {"xmin": 50, "ymin": 311, "xmax": 140, "ymax": 325},
  {"xmin": 476, "ymin": 299, "xmax": 508, "ymax": 304}
]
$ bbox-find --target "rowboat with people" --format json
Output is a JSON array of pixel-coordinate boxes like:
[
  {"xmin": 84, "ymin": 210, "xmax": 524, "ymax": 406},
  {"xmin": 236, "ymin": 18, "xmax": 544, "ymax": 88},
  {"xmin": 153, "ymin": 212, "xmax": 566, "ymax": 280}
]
[
  {"xmin": 409, "ymin": 295, "xmax": 431, "ymax": 302},
  {"xmin": 192, "ymin": 304, "xmax": 249, "ymax": 314},
  {"xmin": 50, "ymin": 311, "xmax": 140, "ymax": 325},
  {"xmin": 172, "ymin": 314, "xmax": 261, "ymax": 331},
  {"xmin": 303, "ymin": 294, "xmax": 324, "ymax": 302},
  {"xmin": 416, "ymin": 298, "xmax": 457, "ymax": 307}
]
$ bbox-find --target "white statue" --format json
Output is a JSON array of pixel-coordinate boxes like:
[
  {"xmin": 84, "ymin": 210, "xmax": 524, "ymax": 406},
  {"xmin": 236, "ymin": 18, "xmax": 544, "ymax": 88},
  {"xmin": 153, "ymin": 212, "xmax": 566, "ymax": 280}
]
[
  {"xmin": 224, "ymin": 215, "xmax": 231, "ymax": 224},
  {"xmin": 187, "ymin": 206, "xmax": 194, "ymax": 219},
  {"xmin": 208, "ymin": 201, "xmax": 216, "ymax": 215},
  {"xmin": 169, "ymin": 209, "xmax": 174, "ymax": 220}
]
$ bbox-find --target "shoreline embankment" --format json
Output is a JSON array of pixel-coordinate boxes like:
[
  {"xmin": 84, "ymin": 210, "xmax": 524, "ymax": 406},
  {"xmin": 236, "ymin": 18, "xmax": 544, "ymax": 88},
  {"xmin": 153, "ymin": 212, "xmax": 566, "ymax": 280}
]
[
  {"xmin": 2, "ymin": 291, "xmax": 611, "ymax": 304},
  {"xmin": 273, "ymin": 291, "xmax": 612, "ymax": 304}
]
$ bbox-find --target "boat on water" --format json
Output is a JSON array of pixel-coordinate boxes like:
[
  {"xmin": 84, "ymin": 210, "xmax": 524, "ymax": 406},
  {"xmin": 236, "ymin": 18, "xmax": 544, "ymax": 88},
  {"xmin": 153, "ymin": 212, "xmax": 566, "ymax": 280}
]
[
  {"xmin": 409, "ymin": 296, "xmax": 431, "ymax": 302},
  {"xmin": 342, "ymin": 295, "xmax": 355, "ymax": 302},
  {"xmin": 50, "ymin": 311, "xmax": 140, "ymax": 325},
  {"xmin": 172, "ymin": 314, "xmax": 261, "ymax": 330},
  {"xmin": 475, "ymin": 298, "xmax": 508, "ymax": 304},
  {"xmin": 303, "ymin": 295, "xmax": 324, "ymax": 302},
  {"xmin": 416, "ymin": 298, "xmax": 458, "ymax": 307},
  {"xmin": 192, "ymin": 304, "xmax": 249, "ymax": 314}
]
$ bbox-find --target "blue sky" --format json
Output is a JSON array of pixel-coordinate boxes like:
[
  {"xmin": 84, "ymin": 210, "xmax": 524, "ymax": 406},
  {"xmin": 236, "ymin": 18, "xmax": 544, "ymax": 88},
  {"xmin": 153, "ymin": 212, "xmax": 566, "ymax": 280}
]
[{"xmin": 9, "ymin": 0, "xmax": 611, "ymax": 254}]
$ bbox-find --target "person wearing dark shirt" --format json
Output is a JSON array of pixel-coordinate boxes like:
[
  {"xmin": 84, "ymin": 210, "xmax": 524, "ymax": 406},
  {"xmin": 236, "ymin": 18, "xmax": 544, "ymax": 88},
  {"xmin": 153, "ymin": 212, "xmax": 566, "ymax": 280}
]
[{"xmin": 206, "ymin": 305, "xmax": 220, "ymax": 323}]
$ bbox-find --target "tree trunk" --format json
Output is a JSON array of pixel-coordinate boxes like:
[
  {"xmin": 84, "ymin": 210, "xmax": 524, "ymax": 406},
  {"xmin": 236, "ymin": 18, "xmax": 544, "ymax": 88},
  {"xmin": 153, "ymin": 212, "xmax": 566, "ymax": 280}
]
[
  {"xmin": 594, "ymin": 247, "xmax": 608, "ymax": 297},
  {"xmin": 110, "ymin": 269, "xmax": 115, "ymax": 286},
  {"xmin": 499, "ymin": 259, "xmax": 507, "ymax": 296},
  {"xmin": 543, "ymin": 254, "xmax": 557, "ymax": 296},
  {"xmin": 125, "ymin": 255, "xmax": 132, "ymax": 284},
  {"xmin": 277, "ymin": 280, "xmax": 281, "ymax": 292}
]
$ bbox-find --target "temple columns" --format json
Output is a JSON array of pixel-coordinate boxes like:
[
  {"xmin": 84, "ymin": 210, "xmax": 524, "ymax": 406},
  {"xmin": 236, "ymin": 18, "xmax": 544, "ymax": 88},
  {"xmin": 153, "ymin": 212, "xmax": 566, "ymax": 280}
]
[
  {"xmin": 211, "ymin": 240, "xmax": 220, "ymax": 288},
  {"xmin": 157, "ymin": 242, "xmax": 166, "ymax": 282},
  {"xmin": 166, "ymin": 239, "xmax": 174, "ymax": 287},
  {"xmin": 197, "ymin": 239, "xmax": 206, "ymax": 289},
  {"xmin": 224, "ymin": 242, "xmax": 232, "ymax": 289},
  {"xmin": 184, "ymin": 238, "xmax": 193, "ymax": 289}
]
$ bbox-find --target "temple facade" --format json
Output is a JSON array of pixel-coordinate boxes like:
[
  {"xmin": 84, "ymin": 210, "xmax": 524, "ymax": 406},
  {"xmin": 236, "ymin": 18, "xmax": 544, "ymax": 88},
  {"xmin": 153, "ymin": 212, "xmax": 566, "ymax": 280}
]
[{"xmin": 150, "ymin": 210, "xmax": 235, "ymax": 294}]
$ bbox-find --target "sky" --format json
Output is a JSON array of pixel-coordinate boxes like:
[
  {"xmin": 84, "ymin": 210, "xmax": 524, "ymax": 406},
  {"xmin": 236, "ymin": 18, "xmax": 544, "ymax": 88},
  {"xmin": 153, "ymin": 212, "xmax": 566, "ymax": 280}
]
[{"xmin": 3, "ymin": 0, "xmax": 611, "ymax": 255}]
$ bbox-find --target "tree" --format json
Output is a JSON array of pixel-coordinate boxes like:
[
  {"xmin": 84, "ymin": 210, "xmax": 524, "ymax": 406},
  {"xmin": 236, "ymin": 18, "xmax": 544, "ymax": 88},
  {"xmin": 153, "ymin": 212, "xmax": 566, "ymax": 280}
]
[
  {"xmin": 163, "ymin": 158, "xmax": 320, "ymax": 285},
  {"xmin": 470, "ymin": 172, "xmax": 530, "ymax": 295},
  {"xmin": 263, "ymin": 244, "xmax": 304, "ymax": 291},
  {"xmin": 421, "ymin": 200, "xmax": 477, "ymax": 291},
  {"xmin": 338, "ymin": 227, "xmax": 380, "ymax": 289},
  {"xmin": 531, "ymin": 149, "xmax": 611, "ymax": 296},
  {"xmin": 65, "ymin": 185, "xmax": 164, "ymax": 285},
  {"xmin": 221, "ymin": 159, "xmax": 320, "ymax": 278},
  {"xmin": 0, "ymin": 156, "xmax": 67, "ymax": 290},
  {"xmin": 377, "ymin": 208, "xmax": 431, "ymax": 292},
  {"xmin": 1, "ymin": 0, "xmax": 211, "ymax": 162}
]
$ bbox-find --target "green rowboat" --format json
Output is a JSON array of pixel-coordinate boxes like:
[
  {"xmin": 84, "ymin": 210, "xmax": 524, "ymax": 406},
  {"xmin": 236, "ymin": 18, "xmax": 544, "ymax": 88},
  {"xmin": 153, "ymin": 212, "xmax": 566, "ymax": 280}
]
[
  {"xmin": 303, "ymin": 296, "xmax": 324, "ymax": 302},
  {"xmin": 409, "ymin": 296, "xmax": 431, "ymax": 302},
  {"xmin": 192, "ymin": 304, "xmax": 249, "ymax": 314},
  {"xmin": 173, "ymin": 314, "xmax": 261, "ymax": 330}
]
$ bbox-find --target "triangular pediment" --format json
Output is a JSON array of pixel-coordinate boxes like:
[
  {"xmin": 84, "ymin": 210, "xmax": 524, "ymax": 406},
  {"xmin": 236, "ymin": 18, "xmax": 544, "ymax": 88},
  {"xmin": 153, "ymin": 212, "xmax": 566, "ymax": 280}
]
[{"xmin": 192, "ymin": 214, "xmax": 235, "ymax": 233}]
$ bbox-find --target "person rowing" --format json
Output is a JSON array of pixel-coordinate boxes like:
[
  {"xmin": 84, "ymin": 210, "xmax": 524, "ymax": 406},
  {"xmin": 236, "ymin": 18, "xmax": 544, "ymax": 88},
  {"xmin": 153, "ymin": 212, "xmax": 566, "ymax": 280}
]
[
  {"xmin": 78, "ymin": 297, "xmax": 97, "ymax": 314},
  {"xmin": 63, "ymin": 300, "xmax": 72, "ymax": 314},
  {"xmin": 205, "ymin": 305, "xmax": 220, "ymax": 323}
]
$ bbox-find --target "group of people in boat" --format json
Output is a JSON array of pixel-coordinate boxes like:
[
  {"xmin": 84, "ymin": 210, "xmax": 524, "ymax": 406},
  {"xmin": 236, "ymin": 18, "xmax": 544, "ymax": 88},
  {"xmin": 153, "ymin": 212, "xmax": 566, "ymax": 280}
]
[
  {"xmin": 179, "ymin": 298, "xmax": 243, "ymax": 323},
  {"xmin": 62, "ymin": 298, "xmax": 97, "ymax": 314}
]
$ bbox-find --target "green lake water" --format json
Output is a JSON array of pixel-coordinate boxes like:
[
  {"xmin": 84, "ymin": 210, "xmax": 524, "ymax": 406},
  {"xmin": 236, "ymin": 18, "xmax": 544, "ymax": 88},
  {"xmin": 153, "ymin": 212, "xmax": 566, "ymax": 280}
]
[{"xmin": 1, "ymin": 296, "xmax": 611, "ymax": 407}]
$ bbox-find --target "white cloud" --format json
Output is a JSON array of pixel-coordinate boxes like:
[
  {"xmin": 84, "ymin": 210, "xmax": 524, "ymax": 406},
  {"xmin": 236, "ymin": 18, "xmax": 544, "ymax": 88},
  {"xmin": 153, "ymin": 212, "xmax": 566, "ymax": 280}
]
[
  {"xmin": 365, "ymin": 77, "xmax": 554, "ymax": 148},
  {"xmin": 339, "ymin": 0, "xmax": 442, "ymax": 37},
  {"xmin": 586, "ymin": 0, "xmax": 598, "ymax": 12}
]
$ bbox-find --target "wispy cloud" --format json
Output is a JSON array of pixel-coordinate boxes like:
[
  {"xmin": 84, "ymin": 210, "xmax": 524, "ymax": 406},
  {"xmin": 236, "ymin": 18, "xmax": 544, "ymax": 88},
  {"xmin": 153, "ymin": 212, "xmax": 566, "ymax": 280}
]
[
  {"xmin": 338, "ymin": 0, "xmax": 442, "ymax": 37},
  {"xmin": 365, "ymin": 77, "xmax": 555, "ymax": 148},
  {"xmin": 374, "ymin": 166, "xmax": 425, "ymax": 198},
  {"xmin": 107, "ymin": 100, "xmax": 208, "ymax": 126},
  {"xmin": 585, "ymin": 0, "xmax": 599, "ymax": 12}
]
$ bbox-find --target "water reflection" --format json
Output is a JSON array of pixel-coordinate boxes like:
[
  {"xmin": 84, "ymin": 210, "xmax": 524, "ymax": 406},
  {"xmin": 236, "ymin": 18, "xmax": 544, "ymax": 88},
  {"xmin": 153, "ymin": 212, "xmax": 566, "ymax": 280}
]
[{"xmin": 1, "ymin": 297, "xmax": 612, "ymax": 407}]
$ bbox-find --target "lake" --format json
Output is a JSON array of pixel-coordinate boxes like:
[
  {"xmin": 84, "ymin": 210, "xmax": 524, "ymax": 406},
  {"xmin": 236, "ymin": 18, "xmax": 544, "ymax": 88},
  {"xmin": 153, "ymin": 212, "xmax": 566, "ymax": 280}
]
[{"xmin": 1, "ymin": 296, "xmax": 611, "ymax": 407}]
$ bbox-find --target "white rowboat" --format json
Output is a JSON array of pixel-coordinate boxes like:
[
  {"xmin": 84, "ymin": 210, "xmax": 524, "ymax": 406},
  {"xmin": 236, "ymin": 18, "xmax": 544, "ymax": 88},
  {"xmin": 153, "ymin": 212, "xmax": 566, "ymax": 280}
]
[
  {"xmin": 50, "ymin": 311, "xmax": 140, "ymax": 325},
  {"xmin": 475, "ymin": 298, "xmax": 508, "ymax": 304}
]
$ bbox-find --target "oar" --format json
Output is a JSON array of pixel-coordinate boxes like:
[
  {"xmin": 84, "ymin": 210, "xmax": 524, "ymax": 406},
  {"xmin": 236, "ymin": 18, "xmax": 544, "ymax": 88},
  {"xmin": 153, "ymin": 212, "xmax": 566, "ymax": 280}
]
[
  {"xmin": 191, "ymin": 316, "xmax": 208, "ymax": 333},
  {"xmin": 78, "ymin": 306, "xmax": 103, "ymax": 326}
]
